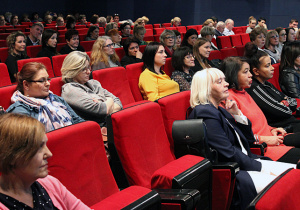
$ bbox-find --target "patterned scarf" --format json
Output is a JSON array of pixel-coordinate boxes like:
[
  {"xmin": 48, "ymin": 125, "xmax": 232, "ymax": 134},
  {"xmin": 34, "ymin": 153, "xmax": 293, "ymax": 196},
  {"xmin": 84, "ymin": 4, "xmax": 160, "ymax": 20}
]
[{"xmin": 11, "ymin": 90, "xmax": 72, "ymax": 132}]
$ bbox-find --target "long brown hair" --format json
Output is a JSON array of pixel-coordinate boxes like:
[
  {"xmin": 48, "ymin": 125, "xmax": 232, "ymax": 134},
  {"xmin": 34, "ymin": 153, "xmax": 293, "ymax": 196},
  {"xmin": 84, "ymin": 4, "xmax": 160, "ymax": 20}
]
[{"xmin": 193, "ymin": 38, "xmax": 211, "ymax": 69}]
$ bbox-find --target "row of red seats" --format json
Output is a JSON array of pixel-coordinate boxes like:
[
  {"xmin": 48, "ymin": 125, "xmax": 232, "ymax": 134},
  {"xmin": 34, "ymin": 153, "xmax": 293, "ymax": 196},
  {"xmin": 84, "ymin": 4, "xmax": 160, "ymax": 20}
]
[{"xmin": 217, "ymin": 33, "xmax": 250, "ymax": 49}]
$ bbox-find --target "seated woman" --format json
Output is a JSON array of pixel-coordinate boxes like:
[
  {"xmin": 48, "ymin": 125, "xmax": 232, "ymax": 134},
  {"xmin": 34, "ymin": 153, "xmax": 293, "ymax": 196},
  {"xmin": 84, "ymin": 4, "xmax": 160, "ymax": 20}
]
[
  {"xmin": 120, "ymin": 37, "xmax": 143, "ymax": 66},
  {"xmin": 181, "ymin": 29, "xmax": 198, "ymax": 50},
  {"xmin": 221, "ymin": 56, "xmax": 300, "ymax": 156},
  {"xmin": 191, "ymin": 38, "xmax": 215, "ymax": 72},
  {"xmin": 10, "ymin": 14, "xmax": 20, "ymax": 27},
  {"xmin": 133, "ymin": 25, "xmax": 147, "ymax": 45},
  {"xmin": 107, "ymin": 29, "xmax": 122, "ymax": 48},
  {"xmin": 279, "ymin": 41, "xmax": 300, "ymax": 98},
  {"xmin": 0, "ymin": 113, "xmax": 90, "ymax": 209},
  {"xmin": 120, "ymin": 22, "xmax": 132, "ymax": 38},
  {"xmin": 60, "ymin": 29, "xmax": 85, "ymax": 54},
  {"xmin": 37, "ymin": 29, "xmax": 59, "ymax": 60},
  {"xmin": 85, "ymin": 25, "xmax": 99, "ymax": 41},
  {"xmin": 171, "ymin": 46, "xmax": 195, "ymax": 91},
  {"xmin": 200, "ymin": 26, "xmax": 218, "ymax": 50},
  {"xmin": 285, "ymin": 27, "xmax": 296, "ymax": 42},
  {"xmin": 5, "ymin": 31, "xmax": 29, "ymax": 83},
  {"xmin": 173, "ymin": 30, "xmax": 182, "ymax": 49},
  {"xmin": 249, "ymin": 27, "xmax": 267, "ymax": 50},
  {"xmin": 135, "ymin": 18, "xmax": 145, "ymax": 27},
  {"xmin": 56, "ymin": 16, "xmax": 65, "ymax": 27},
  {"xmin": 159, "ymin": 29, "xmax": 176, "ymax": 57},
  {"xmin": 171, "ymin": 17, "xmax": 181, "ymax": 27},
  {"xmin": 90, "ymin": 36, "xmax": 120, "ymax": 72},
  {"xmin": 275, "ymin": 27, "xmax": 286, "ymax": 54},
  {"xmin": 202, "ymin": 19, "xmax": 214, "ymax": 27},
  {"xmin": 245, "ymin": 43, "xmax": 300, "ymax": 131},
  {"xmin": 138, "ymin": 42, "xmax": 179, "ymax": 101},
  {"xmin": 44, "ymin": 14, "xmax": 53, "ymax": 27},
  {"xmin": 65, "ymin": 15, "xmax": 76, "ymax": 30},
  {"xmin": 264, "ymin": 30, "xmax": 280, "ymax": 64},
  {"xmin": 104, "ymin": 22, "xmax": 118, "ymax": 35},
  {"xmin": 6, "ymin": 62, "xmax": 84, "ymax": 132},
  {"xmin": 61, "ymin": 51, "xmax": 122, "ymax": 126},
  {"xmin": 189, "ymin": 68, "xmax": 295, "ymax": 209}
]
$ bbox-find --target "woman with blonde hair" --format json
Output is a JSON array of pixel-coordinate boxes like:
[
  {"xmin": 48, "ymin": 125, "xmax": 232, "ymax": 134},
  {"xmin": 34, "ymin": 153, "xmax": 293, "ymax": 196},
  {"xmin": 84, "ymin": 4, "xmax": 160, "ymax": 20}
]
[
  {"xmin": 90, "ymin": 36, "xmax": 120, "ymax": 72},
  {"xmin": 135, "ymin": 18, "xmax": 145, "ymax": 27},
  {"xmin": 202, "ymin": 19, "xmax": 214, "ymax": 27},
  {"xmin": 171, "ymin": 17, "xmax": 181, "ymax": 27},
  {"xmin": 61, "ymin": 51, "xmax": 122, "ymax": 126}
]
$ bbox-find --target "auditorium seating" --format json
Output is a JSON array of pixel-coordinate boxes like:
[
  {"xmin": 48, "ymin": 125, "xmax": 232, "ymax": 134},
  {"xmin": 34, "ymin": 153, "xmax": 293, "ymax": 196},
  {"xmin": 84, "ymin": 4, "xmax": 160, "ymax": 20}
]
[
  {"xmin": 268, "ymin": 63, "xmax": 281, "ymax": 91},
  {"xmin": 217, "ymin": 36, "xmax": 232, "ymax": 49},
  {"xmin": 47, "ymin": 121, "xmax": 161, "ymax": 209},
  {"xmin": 49, "ymin": 76, "xmax": 64, "ymax": 96},
  {"xmin": 230, "ymin": 34, "xmax": 243, "ymax": 47},
  {"xmin": 0, "ymin": 84, "xmax": 16, "ymax": 109},
  {"xmin": 115, "ymin": 47, "xmax": 125, "ymax": 60},
  {"xmin": 208, "ymin": 50, "xmax": 222, "ymax": 61},
  {"xmin": 107, "ymin": 101, "xmax": 213, "ymax": 209},
  {"xmin": 0, "ymin": 40, "xmax": 7, "ymax": 48},
  {"xmin": 80, "ymin": 40, "xmax": 95, "ymax": 52},
  {"xmin": 125, "ymin": 62, "xmax": 144, "ymax": 101},
  {"xmin": 52, "ymin": 54, "xmax": 68, "ymax": 76},
  {"xmin": 26, "ymin": 45, "xmax": 42, "ymax": 58},
  {"xmin": 17, "ymin": 57, "xmax": 55, "ymax": 78},
  {"xmin": 0, "ymin": 63, "xmax": 11, "ymax": 87},
  {"xmin": 240, "ymin": 33, "xmax": 251, "ymax": 45},
  {"xmin": 0, "ymin": 47, "xmax": 9, "ymax": 63},
  {"xmin": 220, "ymin": 48, "xmax": 238, "ymax": 59},
  {"xmin": 162, "ymin": 57, "xmax": 174, "ymax": 77},
  {"xmin": 154, "ymin": 28, "xmax": 165, "ymax": 35}
]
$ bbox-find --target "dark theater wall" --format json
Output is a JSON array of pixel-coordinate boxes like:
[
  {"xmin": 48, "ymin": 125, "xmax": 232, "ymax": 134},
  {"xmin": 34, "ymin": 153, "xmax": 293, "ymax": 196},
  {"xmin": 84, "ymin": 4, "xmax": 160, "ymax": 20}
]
[{"xmin": 0, "ymin": 0, "xmax": 299, "ymax": 29}]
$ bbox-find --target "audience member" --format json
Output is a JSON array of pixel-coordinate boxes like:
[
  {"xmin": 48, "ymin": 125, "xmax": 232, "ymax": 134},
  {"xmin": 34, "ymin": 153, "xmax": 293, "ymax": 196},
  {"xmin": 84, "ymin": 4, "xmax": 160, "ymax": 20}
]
[
  {"xmin": 90, "ymin": 36, "xmax": 120, "ymax": 72},
  {"xmin": 85, "ymin": 25, "xmax": 99, "ymax": 41},
  {"xmin": 141, "ymin": 16, "xmax": 149, "ymax": 25},
  {"xmin": 256, "ymin": 17, "xmax": 268, "ymax": 29},
  {"xmin": 202, "ymin": 19, "xmax": 214, "ymax": 27},
  {"xmin": 171, "ymin": 46, "xmax": 195, "ymax": 91},
  {"xmin": 56, "ymin": 16, "xmax": 65, "ymax": 27},
  {"xmin": 26, "ymin": 22, "xmax": 44, "ymax": 46},
  {"xmin": 121, "ymin": 37, "xmax": 143, "ymax": 66},
  {"xmin": 275, "ymin": 27, "xmax": 286, "ymax": 54},
  {"xmin": 264, "ymin": 30, "xmax": 280, "ymax": 64},
  {"xmin": 289, "ymin": 19, "xmax": 298, "ymax": 31},
  {"xmin": 99, "ymin": 17, "xmax": 107, "ymax": 27},
  {"xmin": 44, "ymin": 15, "xmax": 53, "ymax": 26},
  {"xmin": 246, "ymin": 17, "xmax": 257, "ymax": 33},
  {"xmin": 188, "ymin": 68, "xmax": 295, "ymax": 210},
  {"xmin": 0, "ymin": 15, "xmax": 6, "ymax": 26},
  {"xmin": 5, "ymin": 31, "xmax": 29, "ymax": 83},
  {"xmin": 106, "ymin": 15, "xmax": 113, "ymax": 23},
  {"xmin": 78, "ymin": 14, "xmax": 87, "ymax": 26},
  {"xmin": 0, "ymin": 113, "xmax": 90, "ymax": 209},
  {"xmin": 61, "ymin": 51, "xmax": 122, "ymax": 126},
  {"xmin": 105, "ymin": 22, "xmax": 118, "ymax": 35},
  {"xmin": 250, "ymin": 27, "xmax": 267, "ymax": 49},
  {"xmin": 21, "ymin": 13, "xmax": 31, "ymax": 22},
  {"xmin": 285, "ymin": 27, "xmax": 296, "ymax": 42},
  {"xmin": 279, "ymin": 41, "xmax": 300, "ymax": 98},
  {"xmin": 138, "ymin": 42, "xmax": 179, "ymax": 101},
  {"xmin": 171, "ymin": 17, "xmax": 181, "ymax": 27},
  {"xmin": 223, "ymin": 19, "xmax": 235, "ymax": 36},
  {"xmin": 6, "ymin": 62, "xmax": 84, "ymax": 132},
  {"xmin": 60, "ymin": 29, "xmax": 85, "ymax": 54},
  {"xmin": 245, "ymin": 43, "xmax": 300, "ymax": 130},
  {"xmin": 120, "ymin": 22, "xmax": 132, "ymax": 38},
  {"xmin": 159, "ymin": 29, "xmax": 176, "ymax": 57},
  {"xmin": 107, "ymin": 29, "xmax": 122, "ymax": 48},
  {"xmin": 37, "ymin": 29, "xmax": 59, "ymax": 60},
  {"xmin": 135, "ymin": 18, "xmax": 145, "ymax": 27},
  {"xmin": 113, "ymin": 14, "xmax": 120, "ymax": 23},
  {"xmin": 173, "ymin": 30, "xmax": 182, "ymax": 49},
  {"xmin": 10, "ymin": 14, "xmax": 20, "ymax": 27},
  {"xmin": 4, "ymin": 12, "xmax": 12, "ymax": 23},
  {"xmin": 66, "ymin": 15, "xmax": 76, "ymax": 29},
  {"xmin": 214, "ymin": 21, "xmax": 225, "ymax": 37},
  {"xmin": 181, "ymin": 28, "xmax": 198, "ymax": 50},
  {"xmin": 210, "ymin": 16, "xmax": 218, "ymax": 28},
  {"xmin": 90, "ymin": 14, "xmax": 100, "ymax": 26},
  {"xmin": 31, "ymin": 12, "xmax": 42, "ymax": 22},
  {"xmin": 133, "ymin": 25, "xmax": 147, "ymax": 45},
  {"xmin": 191, "ymin": 38, "xmax": 215, "ymax": 72},
  {"xmin": 200, "ymin": 26, "xmax": 218, "ymax": 50}
]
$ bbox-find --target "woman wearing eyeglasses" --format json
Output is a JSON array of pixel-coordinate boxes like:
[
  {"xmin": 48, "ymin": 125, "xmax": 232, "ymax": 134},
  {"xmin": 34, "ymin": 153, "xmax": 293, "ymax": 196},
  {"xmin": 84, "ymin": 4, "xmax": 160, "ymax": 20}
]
[
  {"xmin": 275, "ymin": 27, "xmax": 286, "ymax": 55},
  {"xmin": 61, "ymin": 51, "xmax": 122, "ymax": 126},
  {"xmin": 6, "ymin": 62, "xmax": 84, "ymax": 132},
  {"xmin": 264, "ymin": 30, "xmax": 280, "ymax": 64},
  {"xmin": 90, "ymin": 36, "xmax": 120, "ymax": 73},
  {"xmin": 159, "ymin": 29, "xmax": 176, "ymax": 57},
  {"xmin": 121, "ymin": 37, "xmax": 143, "ymax": 66}
]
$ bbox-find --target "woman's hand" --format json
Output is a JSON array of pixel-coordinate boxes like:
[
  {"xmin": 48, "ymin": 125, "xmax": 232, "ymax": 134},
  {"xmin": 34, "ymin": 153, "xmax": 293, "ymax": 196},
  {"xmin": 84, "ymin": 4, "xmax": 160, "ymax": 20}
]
[
  {"xmin": 260, "ymin": 135, "xmax": 284, "ymax": 146},
  {"xmin": 223, "ymin": 99, "xmax": 240, "ymax": 115},
  {"xmin": 136, "ymin": 50, "xmax": 143, "ymax": 59},
  {"xmin": 112, "ymin": 103, "xmax": 122, "ymax": 113},
  {"xmin": 105, "ymin": 97, "xmax": 114, "ymax": 114},
  {"xmin": 271, "ymin": 127, "xmax": 287, "ymax": 136}
]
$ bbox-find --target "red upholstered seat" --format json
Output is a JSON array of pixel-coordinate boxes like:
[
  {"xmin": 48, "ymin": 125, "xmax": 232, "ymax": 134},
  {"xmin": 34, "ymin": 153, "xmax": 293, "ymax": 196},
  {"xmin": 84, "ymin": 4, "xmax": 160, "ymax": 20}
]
[
  {"xmin": 240, "ymin": 33, "xmax": 251, "ymax": 45},
  {"xmin": 56, "ymin": 43, "xmax": 65, "ymax": 52},
  {"xmin": 162, "ymin": 57, "xmax": 174, "ymax": 77},
  {"xmin": 230, "ymin": 34, "xmax": 243, "ymax": 47},
  {"xmin": 235, "ymin": 45, "xmax": 245, "ymax": 56},
  {"xmin": 162, "ymin": 23, "xmax": 171, "ymax": 27},
  {"xmin": 154, "ymin": 28, "xmax": 165, "ymax": 35},
  {"xmin": 125, "ymin": 62, "xmax": 144, "ymax": 101},
  {"xmin": 58, "ymin": 29, "xmax": 67, "ymax": 35},
  {"xmin": 153, "ymin": 24, "xmax": 161, "ymax": 28},
  {"xmin": 248, "ymin": 169, "xmax": 300, "ymax": 210},
  {"xmin": 47, "ymin": 121, "xmax": 160, "ymax": 208},
  {"xmin": 176, "ymin": 26, "xmax": 186, "ymax": 33},
  {"xmin": 232, "ymin": 27, "xmax": 243, "ymax": 34},
  {"xmin": 0, "ymin": 47, "xmax": 9, "ymax": 63},
  {"xmin": 144, "ymin": 24, "xmax": 153, "ymax": 30},
  {"xmin": 139, "ymin": 44, "xmax": 147, "ymax": 53},
  {"xmin": 0, "ymin": 63, "xmax": 12, "ymax": 87},
  {"xmin": 145, "ymin": 28, "xmax": 153, "ymax": 37},
  {"xmin": 26, "ymin": 45, "xmax": 42, "ymax": 58},
  {"xmin": 107, "ymin": 102, "xmax": 212, "ymax": 209},
  {"xmin": 92, "ymin": 66, "xmax": 136, "ymax": 106},
  {"xmin": 268, "ymin": 63, "xmax": 281, "ymax": 91},
  {"xmin": 76, "ymin": 28, "xmax": 89, "ymax": 35},
  {"xmin": 0, "ymin": 33, "xmax": 10, "ymax": 40},
  {"xmin": 52, "ymin": 54, "xmax": 68, "ymax": 77},
  {"xmin": 208, "ymin": 50, "xmax": 222, "ymax": 61},
  {"xmin": 217, "ymin": 36, "xmax": 232, "ymax": 49},
  {"xmin": 0, "ymin": 84, "xmax": 16, "ymax": 109},
  {"xmin": 49, "ymin": 77, "xmax": 64, "ymax": 96},
  {"xmin": 154, "ymin": 34, "xmax": 160, "ymax": 42},
  {"xmin": 17, "ymin": 57, "xmax": 55, "ymax": 78},
  {"xmin": 80, "ymin": 40, "xmax": 95, "ymax": 52},
  {"xmin": 220, "ymin": 48, "xmax": 238, "ymax": 60},
  {"xmin": 115, "ymin": 47, "xmax": 125, "ymax": 60},
  {"xmin": 0, "ymin": 40, "xmax": 7, "ymax": 48}
]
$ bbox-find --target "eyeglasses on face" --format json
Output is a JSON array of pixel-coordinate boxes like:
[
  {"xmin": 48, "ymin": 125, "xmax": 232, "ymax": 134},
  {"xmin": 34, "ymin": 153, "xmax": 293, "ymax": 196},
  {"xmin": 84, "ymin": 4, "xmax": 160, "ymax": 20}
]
[
  {"xmin": 279, "ymin": 33, "xmax": 287, "ymax": 37},
  {"xmin": 103, "ymin": 43, "xmax": 114, "ymax": 48},
  {"xmin": 28, "ymin": 78, "xmax": 51, "ymax": 84},
  {"xmin": 185, "ymin": 55, "xmax": 195, "ymax": 59},
  {"xmin": 270, "ymin": 35, "xmax": 279, "ymax": 39},
  {"xmin": 165, "ymin": 36, "xmax": 175, "ymax": 40}
]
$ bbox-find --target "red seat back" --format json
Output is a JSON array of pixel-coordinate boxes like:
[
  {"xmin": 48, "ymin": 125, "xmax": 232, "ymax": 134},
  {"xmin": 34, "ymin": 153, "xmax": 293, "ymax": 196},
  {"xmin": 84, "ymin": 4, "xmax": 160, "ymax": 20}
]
[
  {"xmin": 154, "ymin": 28, "xmax": 165, "ymax": 35},
  {"xmin": 176, "ymin": 26, "xmax": 186, "ymax": 33},
  {"xmin": 162, "ymin": 57, "xmax": 174, "ymax": 77},
  {"xmin": 144, "ymin": 24, "xmax": 153, "ymax": 30},
  {"xmin": 26, "ymin": 45, "xmax": 42, "ymax": 58},
  {"xmin": 125, "ymin": 62, "xmax": 144, "ymax": 101},
  {"xmin": 0, "ymin": 47, "xmax": 9, "ymax": 63},
  {"xmin": 217, "ymin": 36, "xmax": 232, "ymax": 49},
  {"xmin": 0, "ymin": 63, "xmax": 12, "ymax": 87},
  {"xmin": 235, "ymin": 45, "xmax": 245, "ymax": 57},
  {"xmin": 208, "ymin": 50, "xmax": 222, "ymax": 61},
  {"xmin": 17, "ymin": 57, "xmax": 55, "ymax": 78},
  {"xmin": 162, "ymin": 23, "xmax": 171, "ymax": 27},
  {"xmin": 153, "ymin": 24, "xmax": 161, "ymax": 28},
  {"xmin": 49, "ymin": 77, "xmax": 64, "ymax": 96},
  {"xmin": 220, "ymin": 48, "xmax": 238, "ymax": 60},
  {"xmin": 268, "ymin": 63, "xmax": 281, "ymax": 91},
  {"xmin": 0, "ymin": 33, "xmax": 10, "ymax": 40},
  {"xmin": 108, "ymin": 102, "xmax": 175, "ymax": 188},
  {"xmin": 52, "ymin": 54, "xmax": 68, "ymax": 77},
  {"xmin": 80, "ymin": 40, "xmax": 95, "ymax": 52},
  {"xmin": 232, "ymin": 27, "xmax": 243, "ymax": 34},
  {"xmin": 115, "ymin": 47, "xmax": 125, "ymax": 60},
  {"xmin": 240, "ymin": 33, "xmax": 251, "ymax": 45},
  {"xmin": 145, "ymin": 29, "xmax": 153, "ymax": 37},
  {"xmin": 229, "ymin": 34, "xmax": 243, "ymax": 47},
  {"xmin": 0, "ymin": 84, "xmax": 16, "ymax": 109},
  {"xmin": 0, "ymin": 40, "xmax": 7, "ymax": 48},
  {"xmin": 47, "ymin": 121, "xmax": 119, "ymax": 206},
  {"xmin": 92, "ymin": 67, "xmax": 136, "ymax": 106}
]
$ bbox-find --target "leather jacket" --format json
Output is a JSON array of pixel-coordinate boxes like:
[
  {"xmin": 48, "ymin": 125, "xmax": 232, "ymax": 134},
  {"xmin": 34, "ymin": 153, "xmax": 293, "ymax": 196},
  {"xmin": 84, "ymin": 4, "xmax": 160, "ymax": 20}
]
[{"xmin": 279, "ymin": 67, "xmax": 300, "ymax": 98}]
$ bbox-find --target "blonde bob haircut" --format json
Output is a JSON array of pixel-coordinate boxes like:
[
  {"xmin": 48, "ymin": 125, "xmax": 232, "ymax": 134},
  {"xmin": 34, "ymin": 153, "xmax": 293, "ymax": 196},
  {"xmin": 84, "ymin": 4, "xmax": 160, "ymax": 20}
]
[
  {"xmin": 171, "ymin": 17, "xmax": 181, "ymax": 25},
  {"xmin": 90, "ymin": 36, "xmax": 119, "ymax": 67},
  {"xmin": 190, "ymin": 68, "xmax": 225, "ymax": 108},
  {"xmin": 0, "ymin": 113, "xmax": 45, "ymax": 174},
  {"xmin": 61, "ymin": 51, "xmax": 90, "ymax": 83}
]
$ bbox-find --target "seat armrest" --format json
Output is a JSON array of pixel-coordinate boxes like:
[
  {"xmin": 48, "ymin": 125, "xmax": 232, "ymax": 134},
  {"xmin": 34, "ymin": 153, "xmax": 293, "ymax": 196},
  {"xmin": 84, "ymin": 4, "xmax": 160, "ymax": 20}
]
[
  {"xmin": 250, "ymin": 142, "xmax": 267, "ymax": 156},
  {"xmin": 212, "ymin": 162, "xmax": 239, "ymax": 180}
]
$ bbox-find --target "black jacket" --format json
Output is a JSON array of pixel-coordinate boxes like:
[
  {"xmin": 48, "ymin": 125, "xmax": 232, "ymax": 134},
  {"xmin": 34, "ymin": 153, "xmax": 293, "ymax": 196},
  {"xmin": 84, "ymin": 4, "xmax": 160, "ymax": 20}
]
[{"xmin": 279, "ymin": 67, "xmax": 300, "ymax": 98}]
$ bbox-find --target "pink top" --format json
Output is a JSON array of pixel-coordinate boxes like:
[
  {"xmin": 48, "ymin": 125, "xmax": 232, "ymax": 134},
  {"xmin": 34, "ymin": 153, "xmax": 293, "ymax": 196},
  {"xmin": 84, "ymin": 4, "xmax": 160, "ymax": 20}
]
[{"xmin": 0, "ymin": 175, "xmax": 91, "ymax": 210}]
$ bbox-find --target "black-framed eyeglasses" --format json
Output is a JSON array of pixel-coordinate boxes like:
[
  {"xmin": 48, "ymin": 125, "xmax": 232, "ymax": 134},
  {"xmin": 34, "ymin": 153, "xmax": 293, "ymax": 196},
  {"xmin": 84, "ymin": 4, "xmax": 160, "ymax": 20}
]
[
  {"xmin": 81, "ymin": 66, "xmax": 91, "ymax": 73},
  {"xmin": 104, "ymin": 43, "xmax": 114, "ymax": 48},
  {"xmin": 165, "ymin": 36, "xmax": 175, "ymax": 40},
  {"xmin": 28, "ymin": 78, "xmax": 51, "ymax": 84}
]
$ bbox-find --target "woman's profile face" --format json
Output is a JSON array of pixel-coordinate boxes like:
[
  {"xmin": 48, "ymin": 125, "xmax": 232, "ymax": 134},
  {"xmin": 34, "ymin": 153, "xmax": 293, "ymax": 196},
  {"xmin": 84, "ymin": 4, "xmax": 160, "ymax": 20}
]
[
  {"xmin": 183, "ymin": 53, "xmax": 195, "ymax": 68},
  {"xmin": 14, "ymin": 135, "xmax": 52, "ymax": 181},
  {"xmin": 187, "ymin": 34, "xmax": 197, "ymax": 46},
  {"xmin": 255, "ymin": 56, "xmax": 274, "ymax": 82},
  {"xmin": 111, "ymin": 33, "xmax": 121, "ymax": 44},
  {"xmin": 210, "ymin": 76, "xmax": 229, "ymax": 105},
  {"xmin": 269, "ymin": 33, "xmax": 279, "ymax": 46},
  {"xmin": 91, "ymin": 28, "xmax": 99, "ymax": 39},
  {"xmin": 128, "ymin": 42, "xmax": 139, "ymax": 57},
  {"xmin": 288, "ymin": 29, "xmax": 296, "ymax": 42},
  {"xmin": 135, "ymin": 30, "xmax": 145, "ymax": 41},
  {"xmin": 176, "ymin": 35, "xmax": 181, "ymax": 46},
  {"xmin": 237, "ymin": 62, "xmax": 252, "ymax": 89},
  {"xmin": 47, "ymin": 33, "xmax": 57, "ymax": 48},
  {"xmin": 154, "ymin": 45, "xmax": 167, "ymax": 67},
  {"xmin": 25, "ymin": 69, "xmax": 50, "ymax": 98},
  {"xmin": 253, "ymin": 33, "xmax": 265, "ymax": 49},
  {"xmin": 198, "ymin": 41, "xmax": 212, "ymax": 58},
  {"xmin": 294, "ymin": 55, "xmax": 300, "ymax": 68},
  {"xmin": 74, "ymin": 60, "xmax": 91, "ymax": 84},
  {"xmin": 103, "ymin": 39, "xmax": 114, "ymax": 55},
  {"xmin": 278, "ymin": 30, "xmax": 286, "ymax": 43},
  {"xmin": 163, "ymin": 34, "xmax": 175, "ymax": 47}
]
